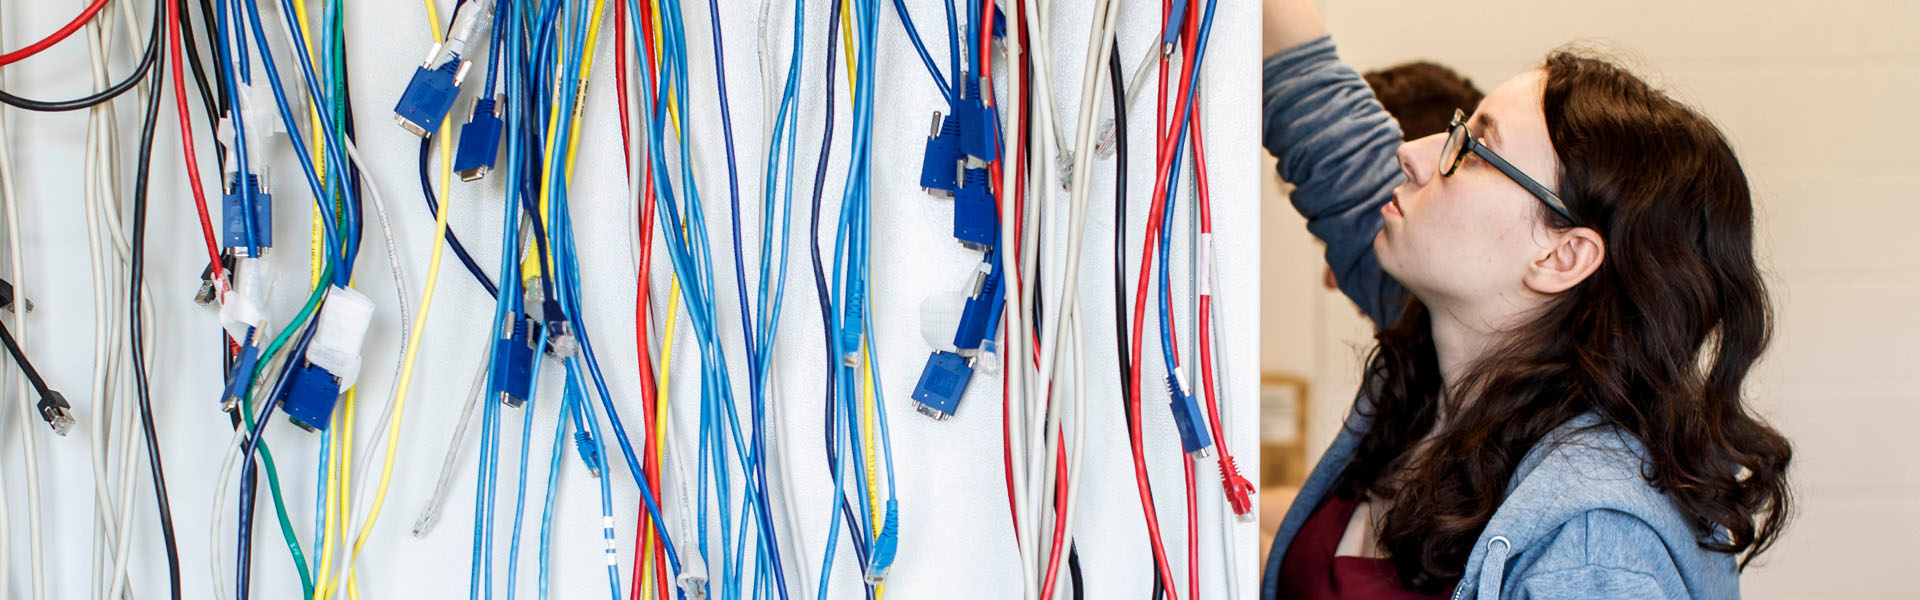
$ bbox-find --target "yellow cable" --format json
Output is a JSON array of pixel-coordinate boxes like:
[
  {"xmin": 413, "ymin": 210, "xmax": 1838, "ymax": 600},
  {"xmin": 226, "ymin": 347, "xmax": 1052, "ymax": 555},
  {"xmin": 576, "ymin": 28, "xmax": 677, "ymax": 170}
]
[
  {"xmin": 344, "ymin": 0, "xmax": 456, "ymax": 579},
  {"xmin": 638, "ymin": 4, "xmax": 682, "ymax": 591},
  {"xmin": 861, "ymin": 345, "xmax": 884, "ymax": 600},
  {"xmin": 839, "ymin": 0, "xmax": 856, "ymax": 87},
  {"xmin": 643, "ymin": 278, "xmax": 682, "ymax": 592},
  {"xmin": 861, "ymin": 345, "xmax": 879, "ymax": 524}
]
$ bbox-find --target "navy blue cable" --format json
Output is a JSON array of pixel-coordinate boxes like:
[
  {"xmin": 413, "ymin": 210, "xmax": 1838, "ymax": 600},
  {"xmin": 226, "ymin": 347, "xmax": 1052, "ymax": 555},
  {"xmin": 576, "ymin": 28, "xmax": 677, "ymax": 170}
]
[
  {"xmin": 235, "ymin": 316, "xmax": 321, "ymax": 599},
  {"xmin": 887, "ymin": 0, "xmax": 952, "ymax": 103}
]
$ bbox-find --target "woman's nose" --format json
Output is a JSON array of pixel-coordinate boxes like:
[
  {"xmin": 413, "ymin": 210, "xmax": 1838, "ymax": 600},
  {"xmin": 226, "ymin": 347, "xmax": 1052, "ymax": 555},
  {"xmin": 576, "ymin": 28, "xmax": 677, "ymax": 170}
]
[{"xmin": 1395, "ymin": 132, "xmax": 1445, "ymax": 188}]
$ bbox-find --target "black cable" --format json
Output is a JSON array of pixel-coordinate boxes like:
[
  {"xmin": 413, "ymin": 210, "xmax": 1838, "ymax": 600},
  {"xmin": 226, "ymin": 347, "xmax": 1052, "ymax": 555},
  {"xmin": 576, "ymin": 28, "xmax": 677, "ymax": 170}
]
[
  {"xmin": 194, "ymin": 0, "xmax": 228, "ymax": 116},
  {"xmin": 1110, "ymin": 40, "xmax": 1166, "ymax": 600},
  {"xmin": 0, "ymin": 317, "xmax": 54, "ymax": 398},
  {"xmin": 0, "ymin": 0, "xmax": 162, "ymax": 112},
  {"xmin": 416, "ymin": 138, "xmax": 500, "ymax": 297},
  {"xmin": 1068, "ymin": 544, "xmax": 1085, "ymax": 600},
  {"xmin": 176, "ymin": 0, "xmax": 221, "ymax": 145},
  {"xmin": 127, "ymin": 0, "xmax": 184, "ymax": 590},
  {"xmin": 0, "ymin": 314, "xmax": 72, "ymax": 435}
]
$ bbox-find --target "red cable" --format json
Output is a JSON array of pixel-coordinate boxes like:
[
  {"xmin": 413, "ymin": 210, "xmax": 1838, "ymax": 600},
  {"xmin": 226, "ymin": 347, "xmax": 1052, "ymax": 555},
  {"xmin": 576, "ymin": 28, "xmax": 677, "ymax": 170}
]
[
  {"xmin": 615, "ymin": 5, "xmax": 651, "ymax": 599},
  {"xmin": 1187, "ymin": 75, "xmax": 1255, "ymax": 519},
  {"xmin": 978, "ymin": 0, "xmax": 995, "ymax": 109},
  {"xmin": 1118, "ymin": 0, "xmax": 1209, "ymax": 593},
  {"xmin": 1184, "ymin": 456, "xmax": 1198, "ymax": 600},
  {"xmin": 165, "ymin": 0, "xmax": 223, "ymax": 286},
  {"xmin": 996, "ymin": 0, "xmax": 1023, "ymax": 548},
  {"xmin": 1039, "ymin": 433, "xmax": 1069, "ymax": 600},
  {"xmin": 637, "ymin": 6, "xmax": 671, "ymax": 596},
  {"xmin": 0, "ymin": 0, "xmax": 112, "ymax": 67},
  {"xmin": 619, "ymin": 5, "xmax": 673, "ymax": 598}
]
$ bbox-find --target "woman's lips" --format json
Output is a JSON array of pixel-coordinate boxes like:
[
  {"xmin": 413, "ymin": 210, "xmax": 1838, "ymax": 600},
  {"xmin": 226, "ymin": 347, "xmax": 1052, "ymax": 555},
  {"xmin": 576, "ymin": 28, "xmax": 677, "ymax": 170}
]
[{"xmin": 1383, "ymin": 194, "xmax": 1403, "ymax": 217}]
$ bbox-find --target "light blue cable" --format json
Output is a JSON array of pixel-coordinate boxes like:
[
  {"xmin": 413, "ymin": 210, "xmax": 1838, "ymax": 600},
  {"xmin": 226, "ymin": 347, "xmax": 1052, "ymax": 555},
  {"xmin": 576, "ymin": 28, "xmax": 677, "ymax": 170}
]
[{"xmin": 534, "ymin": 370, "xmax": 576, "ymax": 600}]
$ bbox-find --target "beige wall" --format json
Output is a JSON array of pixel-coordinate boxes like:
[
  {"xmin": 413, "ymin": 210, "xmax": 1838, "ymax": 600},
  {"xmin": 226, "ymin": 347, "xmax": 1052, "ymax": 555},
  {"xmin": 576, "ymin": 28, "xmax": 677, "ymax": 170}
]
[{"xmin": 1259, "ymin": 1, "xmax": 1920, "ymax": 596}]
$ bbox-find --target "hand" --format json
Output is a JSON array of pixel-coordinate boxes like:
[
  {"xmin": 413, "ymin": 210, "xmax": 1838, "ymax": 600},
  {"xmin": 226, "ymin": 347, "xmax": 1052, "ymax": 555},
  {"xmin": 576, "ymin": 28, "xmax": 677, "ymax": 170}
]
[{"xmin": 1264, "ymin": 0, "xmax": 1329, "ymax": 57}]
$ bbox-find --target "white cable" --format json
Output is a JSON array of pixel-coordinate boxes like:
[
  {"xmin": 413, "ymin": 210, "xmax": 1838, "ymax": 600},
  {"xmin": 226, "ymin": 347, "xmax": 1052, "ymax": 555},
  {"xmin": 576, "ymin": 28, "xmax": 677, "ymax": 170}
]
[
  {"xmin": 78, "ymin": 2, "xmax": 145, "ymax": 595},
  {"xmin": 1205, "ymin": 220, "xmax": 1244, "ymax": 600},
  {"xmin": 410, "ymin": 348, "xmax": 492, "ymax": 537},
  {"xmin": 995, "ymin": 1, "xmax": 1033, "ymax": 594},
  {"xmin": 105, "ymin": 288, "xmax": 157, "ymax": 600},
  {"xmin": 326, "ymin": 136, "xmax": 415, "ymax": 599},
  {"xmin": 208, "ymin": 345, "xmax": 293, "ymax": 600},
  {"xmin": 1093, "ymin": 45, "xmax": 1161, "ymax": 158},
  {"xmin": 0, "ymin": 11, "xmax": 48, "ymax": 598},
  {"xmin": 80, "ymin": 13, "xmax": 120, "ymax": 597},
  {"xmin": 1051, "ymin": 301, "xmax": 1089, "ymax": 600},
  {"xmin": 764, "ymin": 358, "xmax": 811, "ymax": 600}
]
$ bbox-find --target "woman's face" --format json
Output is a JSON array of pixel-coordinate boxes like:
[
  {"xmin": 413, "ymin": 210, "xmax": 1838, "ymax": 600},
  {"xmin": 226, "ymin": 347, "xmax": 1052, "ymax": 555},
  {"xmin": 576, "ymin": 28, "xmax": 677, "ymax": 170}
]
[{"xmin": 1375, "ymin": 69, "xmax": 1565, "ymax": 308}]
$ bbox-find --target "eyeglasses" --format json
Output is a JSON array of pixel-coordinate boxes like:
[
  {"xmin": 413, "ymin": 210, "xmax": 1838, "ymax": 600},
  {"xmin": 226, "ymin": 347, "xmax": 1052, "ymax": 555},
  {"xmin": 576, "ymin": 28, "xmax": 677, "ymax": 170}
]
[{"xmin": 1438, "ymin": 108, "xmax": 1578, "ymax": 225}]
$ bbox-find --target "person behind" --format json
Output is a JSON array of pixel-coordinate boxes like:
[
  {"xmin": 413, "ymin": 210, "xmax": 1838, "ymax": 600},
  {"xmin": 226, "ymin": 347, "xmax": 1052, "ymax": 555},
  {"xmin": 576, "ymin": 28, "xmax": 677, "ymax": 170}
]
[
  {"xmin": 1366, "ymin": 61, "xmax": 1486, "ymax": 142},
  {"xmin": 1260, "ymin": 0, "xmax": 1792, "ymax": 598}
]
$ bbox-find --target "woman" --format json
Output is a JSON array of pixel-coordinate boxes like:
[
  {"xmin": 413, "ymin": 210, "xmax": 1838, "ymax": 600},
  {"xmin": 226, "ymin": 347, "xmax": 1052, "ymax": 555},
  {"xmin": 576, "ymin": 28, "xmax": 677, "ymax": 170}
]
[{"xmin": 1259, "ymin": 1, "xmax": 1792, "ymax": 598}]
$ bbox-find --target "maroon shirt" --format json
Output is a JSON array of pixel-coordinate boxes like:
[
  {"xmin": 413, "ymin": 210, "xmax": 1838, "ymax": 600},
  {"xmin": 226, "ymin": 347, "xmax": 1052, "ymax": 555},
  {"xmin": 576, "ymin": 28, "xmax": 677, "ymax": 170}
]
[{"xmin": 1274, "ymin": 494, "xmax": 1456, "ymax": 600}]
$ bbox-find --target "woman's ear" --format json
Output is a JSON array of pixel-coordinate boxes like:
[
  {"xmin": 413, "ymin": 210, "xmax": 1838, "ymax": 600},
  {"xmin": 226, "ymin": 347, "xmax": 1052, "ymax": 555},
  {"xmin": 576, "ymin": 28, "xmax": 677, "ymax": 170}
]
[{"xmin": 1524, "ymin": 227, "xmax": 1604, "ymax": 294}]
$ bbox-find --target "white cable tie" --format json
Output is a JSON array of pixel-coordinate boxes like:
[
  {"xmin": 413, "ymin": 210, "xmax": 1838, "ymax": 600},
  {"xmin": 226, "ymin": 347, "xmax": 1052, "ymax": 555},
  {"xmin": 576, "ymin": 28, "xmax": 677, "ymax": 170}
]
[
  {"xmin": 1198, "ymin": 233, "xmax": 1214, "ymax": 296},
  {"xmin": 307, "ymin": 285, "xmax": 376, "ymax": 387}
]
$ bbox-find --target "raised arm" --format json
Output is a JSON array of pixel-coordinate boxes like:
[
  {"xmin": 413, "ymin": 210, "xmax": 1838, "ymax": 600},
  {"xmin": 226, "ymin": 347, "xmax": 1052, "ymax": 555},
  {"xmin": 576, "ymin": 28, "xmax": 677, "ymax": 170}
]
[{"xmin": 1262, "ymin": 10, "xmax": 1408, "ymax": 327}]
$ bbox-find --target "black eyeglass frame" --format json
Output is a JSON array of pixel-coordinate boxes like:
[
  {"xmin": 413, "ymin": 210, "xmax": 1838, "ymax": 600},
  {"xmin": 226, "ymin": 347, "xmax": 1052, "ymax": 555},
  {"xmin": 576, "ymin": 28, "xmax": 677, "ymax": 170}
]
[{"xmin": 1439, "ymin": 108, "xmax": 1579, "ymax": 225}]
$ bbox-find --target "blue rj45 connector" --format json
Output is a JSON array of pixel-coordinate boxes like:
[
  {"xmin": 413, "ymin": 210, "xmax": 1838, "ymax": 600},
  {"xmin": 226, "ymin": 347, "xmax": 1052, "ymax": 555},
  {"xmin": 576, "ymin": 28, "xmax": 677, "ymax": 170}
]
[
  {"xmin": 279, "ymin": 361, "xmax": 344, "ymax": 432},
  {"xmin": 840, "ymin": 285, "xmax": 866, "ymax": 366},
  {"xmin": 453, "ymin": 95, "xmax": 505, "ymax": 181},
  {"xmin": 910, "ymin": 351, "xmax": 974, "ymax": 420},
  {"xmin": 221, "ymin": 174, "xmax": 273, "ymax": 252},
  {"xmin": 393, "ymin": 58, "xmax": 467, "ymax": 138},
  {"xmin": 953, "ymin": 168, "xmax": 997, "ymax": 249},
  {"xmin": 920, "ymin": 112, "xmax": 964, "ymax": 196}
]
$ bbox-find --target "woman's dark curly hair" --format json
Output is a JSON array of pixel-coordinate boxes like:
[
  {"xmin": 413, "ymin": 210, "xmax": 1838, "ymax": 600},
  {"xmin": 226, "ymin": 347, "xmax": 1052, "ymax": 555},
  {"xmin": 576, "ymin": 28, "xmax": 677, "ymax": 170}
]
[{"xmin": 1338, "ymin": 50, "xmax": 1794, "ymax": 593}]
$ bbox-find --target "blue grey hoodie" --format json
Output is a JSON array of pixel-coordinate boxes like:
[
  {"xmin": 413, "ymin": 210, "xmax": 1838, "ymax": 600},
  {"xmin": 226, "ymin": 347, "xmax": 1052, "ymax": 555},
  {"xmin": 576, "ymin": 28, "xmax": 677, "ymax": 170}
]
[{"xmin": 1259, "ymin": 36, "xmax": 1744, "ymax": 600}]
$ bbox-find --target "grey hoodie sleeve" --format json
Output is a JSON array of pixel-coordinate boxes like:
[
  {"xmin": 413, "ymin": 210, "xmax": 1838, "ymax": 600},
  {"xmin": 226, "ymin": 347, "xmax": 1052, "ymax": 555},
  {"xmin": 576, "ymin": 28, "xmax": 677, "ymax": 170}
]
[{"xmin": 1261, "ymin": 36, "xmax": 1408, "ymax": 328}]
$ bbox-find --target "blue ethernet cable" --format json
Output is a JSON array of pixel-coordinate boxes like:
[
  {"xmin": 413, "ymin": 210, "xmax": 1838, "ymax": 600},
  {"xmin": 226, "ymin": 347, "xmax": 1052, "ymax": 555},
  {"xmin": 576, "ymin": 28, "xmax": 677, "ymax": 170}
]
[
  {"xmin": 534, "ymin": 374, "xmax": 575, "ymax": 600},
  {"xmin": 625, "ymin": 1, "xmax": 788, "ymax": 596},
  {"xmin": 471, "ymin": 311, "xmax": 505, "ymax": 600},
  {"xmin": 478, "ymin": 2, "xmax": 537, "ymax": 594},
  {"xmin": 237, "ymin": 0, "xmax": 354, "ymax": 276},
  {"xmin": 887, "ymin": 0, "xmax": 953, "ymax": 103},
  {"xmin": 312, "ymin": 429, "xmax": 329, "ymax": 566},
  {"xmin": 804, "ymin": 0, "xmax": 877, "ymax": 596},
  {"xmin": 1151, "ymin": 0, "xmax": 1222, "ymax": 457},
  {"xmin": 820, "ymin": 0, "xmax": 890, "ymax": 595},
  {"xmin": 565, "ymin": 358, "xmax": 624, "ymax": 599},
  {"xmin": 701, "ymin": 0, "xmax": 789, "ymax": 587},
  {"xmin": 507, "ymin": 3, "xmax": 692, "ymax": 594},
  {"xmin": 504, "ymin": 325, "xmax": 551, "ymax": 600},
  {"xmin": 749, "ymin": 0, "xmax": 809, "ymax": 597},
  {"xmin": 527, "ymin": 11, "xmax": 651, "ymax": 600},
  {"xmin": 212, "ymin": 0, "xmax": 262, "ymax": 256}
]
